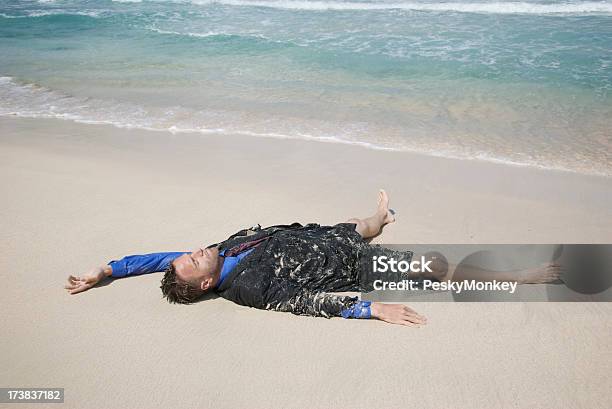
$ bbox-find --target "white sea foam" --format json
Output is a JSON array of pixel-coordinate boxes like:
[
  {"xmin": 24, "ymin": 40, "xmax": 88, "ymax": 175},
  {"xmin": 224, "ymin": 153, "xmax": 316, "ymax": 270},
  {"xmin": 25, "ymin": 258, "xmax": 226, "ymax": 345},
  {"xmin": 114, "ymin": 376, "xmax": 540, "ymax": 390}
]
[
  {"xmin": 181, "ymin": 0, "xmax": 612, "ymax": 14},
  {"xmin": 0, "ymin": 76, "xmax": 608, "ymax": 177},
  {"xmin": 4, "ymin": 1, "xmax": 611, "ymax": 18},
  {"xmin": 0, "ymin": 10, "xmax": 103, "ymax": 18},
  {"xmin": 144, "ymin": 25, "xmax": 291, "ymax": 44},
  {"xmin": 144, "ymin": 26, "xmax": 227, "ymax": 38},
  {"xmin": 0, "ymin": 76, "xmax": 378, "ymax": 149}
]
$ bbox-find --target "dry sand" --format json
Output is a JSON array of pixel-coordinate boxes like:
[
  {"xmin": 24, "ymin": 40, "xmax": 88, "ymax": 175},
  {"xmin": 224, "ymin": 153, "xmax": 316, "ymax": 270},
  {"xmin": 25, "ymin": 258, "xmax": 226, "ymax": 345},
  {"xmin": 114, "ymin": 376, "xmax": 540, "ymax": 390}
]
[{"xmin": 1, "ymin": 116, "xmax": 611, "ymax": 409}]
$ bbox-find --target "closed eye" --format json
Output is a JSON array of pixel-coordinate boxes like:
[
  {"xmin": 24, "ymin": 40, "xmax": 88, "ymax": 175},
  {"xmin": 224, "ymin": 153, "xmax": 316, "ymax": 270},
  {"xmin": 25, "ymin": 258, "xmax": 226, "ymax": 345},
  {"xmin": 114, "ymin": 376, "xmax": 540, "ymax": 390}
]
[{"xmin": 190, "ymin": 255, "xmax": 199, "ymax": 269}]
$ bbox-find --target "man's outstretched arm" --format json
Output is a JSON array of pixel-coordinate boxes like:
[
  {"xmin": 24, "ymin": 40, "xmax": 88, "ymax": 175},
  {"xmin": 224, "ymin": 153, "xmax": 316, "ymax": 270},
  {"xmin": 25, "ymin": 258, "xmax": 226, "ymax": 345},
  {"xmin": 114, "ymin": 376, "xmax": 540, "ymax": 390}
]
[{"xmin": 65, "ymin": 252, "xmax": 186, "ymax": 294}]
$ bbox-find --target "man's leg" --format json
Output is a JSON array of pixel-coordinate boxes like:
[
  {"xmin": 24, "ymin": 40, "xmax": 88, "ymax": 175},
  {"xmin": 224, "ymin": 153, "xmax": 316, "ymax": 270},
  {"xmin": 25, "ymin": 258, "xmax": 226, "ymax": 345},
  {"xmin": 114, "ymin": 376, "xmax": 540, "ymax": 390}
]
[{"xmin": 346, "ymin": 190, "xmax": 395, "ymax": 239}]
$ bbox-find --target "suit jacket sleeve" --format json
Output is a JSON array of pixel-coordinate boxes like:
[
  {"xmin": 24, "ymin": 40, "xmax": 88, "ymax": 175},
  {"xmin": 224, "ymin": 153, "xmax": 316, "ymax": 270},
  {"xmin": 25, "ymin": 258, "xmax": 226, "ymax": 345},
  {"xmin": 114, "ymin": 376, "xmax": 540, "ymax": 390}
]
[{"xmin": 265, "ymin": 290, "xmax": 360, "ymax": 318}]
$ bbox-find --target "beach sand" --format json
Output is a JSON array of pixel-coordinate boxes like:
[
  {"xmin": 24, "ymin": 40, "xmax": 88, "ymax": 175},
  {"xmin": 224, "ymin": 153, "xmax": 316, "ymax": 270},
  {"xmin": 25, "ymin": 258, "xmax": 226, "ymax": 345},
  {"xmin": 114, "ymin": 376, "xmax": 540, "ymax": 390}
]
[{"xmin": 1, "ymin": 116, "xmax": 611, "ymax": 409}]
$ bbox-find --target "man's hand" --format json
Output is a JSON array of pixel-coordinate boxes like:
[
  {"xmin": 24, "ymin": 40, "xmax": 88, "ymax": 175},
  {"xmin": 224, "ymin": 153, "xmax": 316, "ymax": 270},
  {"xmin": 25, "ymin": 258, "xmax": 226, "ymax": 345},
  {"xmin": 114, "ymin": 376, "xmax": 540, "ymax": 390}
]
[
  {"xmin": 65, "ymin": 265, "xmax": 112, "ymax": 294},
  {"xmin": 370, "ymin": 302, "xmax": 427, "ymax": 326}
]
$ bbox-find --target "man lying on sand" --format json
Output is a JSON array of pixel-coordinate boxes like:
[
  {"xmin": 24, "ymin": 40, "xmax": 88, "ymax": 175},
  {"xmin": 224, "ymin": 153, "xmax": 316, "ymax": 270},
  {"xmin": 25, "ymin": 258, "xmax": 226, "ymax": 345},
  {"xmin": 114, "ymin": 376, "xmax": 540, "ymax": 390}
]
[{"xmin": 65, "ymin": 190, "xmax": 561, "ymax": 326}]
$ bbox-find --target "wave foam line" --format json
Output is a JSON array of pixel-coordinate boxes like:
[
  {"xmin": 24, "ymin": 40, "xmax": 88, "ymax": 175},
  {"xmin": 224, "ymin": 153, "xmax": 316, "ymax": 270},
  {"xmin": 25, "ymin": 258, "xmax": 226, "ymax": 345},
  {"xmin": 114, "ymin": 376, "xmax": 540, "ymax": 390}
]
[
  {"xmin": 145, "ymin": 26, "xmax": 225, "ymax": 38},
  {"xmin": 0, "ymin": 76, "xmax": 608, "ymax": 177},
  {"xmin": 0, "ymin": 75, "xmax": 391, "ymax": 151},
  {"xmin": 183, "ymin": 0, "xmax": 612, "ymax": 14},
  {"xmin": 143, "ymin": 26, "xmax": 291, "ymax": 44},
  {"xmin": 0, "ymin": 10, "xmax": 103, "ymax": 18}
]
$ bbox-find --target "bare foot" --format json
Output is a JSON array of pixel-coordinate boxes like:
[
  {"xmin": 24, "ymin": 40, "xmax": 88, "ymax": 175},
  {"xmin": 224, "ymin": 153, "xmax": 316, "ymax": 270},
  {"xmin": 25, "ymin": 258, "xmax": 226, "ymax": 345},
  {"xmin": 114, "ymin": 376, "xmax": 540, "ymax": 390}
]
[
  {"xmin": 378, "ymin": 189, "xmax": 395, "ymax": 225},
  {"xmin": 520, "ymin": 263, "xmax": 564, "ymax": 284}
]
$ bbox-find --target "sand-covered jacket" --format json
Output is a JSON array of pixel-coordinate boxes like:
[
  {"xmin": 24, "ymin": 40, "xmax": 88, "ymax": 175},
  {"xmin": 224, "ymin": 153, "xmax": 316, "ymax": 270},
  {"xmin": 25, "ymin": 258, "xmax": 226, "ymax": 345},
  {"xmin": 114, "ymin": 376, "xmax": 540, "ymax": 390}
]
[
  {"xmin": 211, "ymin": 222, "xmax": 413, "ymax": 318},
  {"xmin": 210, "ymin": 223, "xmax": 368, "ymax": 317}
]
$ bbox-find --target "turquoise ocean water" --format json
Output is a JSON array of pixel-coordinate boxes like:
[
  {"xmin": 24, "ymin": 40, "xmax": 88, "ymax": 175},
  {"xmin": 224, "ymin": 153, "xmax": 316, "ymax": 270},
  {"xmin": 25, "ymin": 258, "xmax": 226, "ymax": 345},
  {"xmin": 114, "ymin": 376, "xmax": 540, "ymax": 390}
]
[{"xmin": 1, "ymin": 0, "xmax": 611, "ymax": 175}]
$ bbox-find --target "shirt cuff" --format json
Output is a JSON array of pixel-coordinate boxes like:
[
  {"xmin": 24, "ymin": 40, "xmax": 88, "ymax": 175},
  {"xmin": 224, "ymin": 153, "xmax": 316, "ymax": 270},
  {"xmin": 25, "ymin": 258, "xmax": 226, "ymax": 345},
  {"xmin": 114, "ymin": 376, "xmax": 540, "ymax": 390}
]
[
  {"xmin": 108, "ymin": 259, "xmax": 128, "ymax": 278},
  {"xmin": 341, "ymin": 300, "xmax": 372, "ymax": 319}
]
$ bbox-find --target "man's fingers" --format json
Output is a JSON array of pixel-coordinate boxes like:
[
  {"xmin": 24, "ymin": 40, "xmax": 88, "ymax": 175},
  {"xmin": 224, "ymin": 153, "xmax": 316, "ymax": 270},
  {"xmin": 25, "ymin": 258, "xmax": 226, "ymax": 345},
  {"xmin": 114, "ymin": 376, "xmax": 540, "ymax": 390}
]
[
  {"xmin": 399, "ymin": 319, "xmax": 422, "ymax": 327},
  {"xmin": 402, "ymin": 306, "xmax": 426, "ymax": 319},
  {"xmin": 413, "ymin": 312, "xmax": 428, "ymax": 321},
  {"xmin": 407, "ymin": 315, "xmax": 427, "ymax": 324},
  {"xmin": 402, "ymin": 305, "xmax": 419, "ymax": 314},
  {"xmin": 69, "ymin": 275, "xmax": 83, "ymax": 284},
  {"xmin": 404, "ymin": 308, "xmax": 427, "ymax": 321},
  {"xmin": 403, "ymin": 313, "xmax": 427, "ymax": 324},
  {"xmin": 402, "ymin": 306, "xmax": 427, "ymax": 322},
  {"xmin": 67, "ymin": 278, "xmax": 84, "ymax": 287},
  {"xmin": 69, "ymin": 285, "xmax": 91, "ymax": 295},
  {"xmin": 64, "ymin": 283, "xmax": 78, "ymax": 290},
  {"xmin": 403, "ymin": 311, "xmax": 423, "ymax": 320}
]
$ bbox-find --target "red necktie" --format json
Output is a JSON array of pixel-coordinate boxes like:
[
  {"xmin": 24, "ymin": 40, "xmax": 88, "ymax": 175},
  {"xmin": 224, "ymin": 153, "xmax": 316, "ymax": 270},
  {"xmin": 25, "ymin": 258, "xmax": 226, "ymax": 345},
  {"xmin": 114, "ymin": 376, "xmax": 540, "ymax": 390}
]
[{"xmin": 224, "ymin": 237, "xmax": 268, "ymax": 257}]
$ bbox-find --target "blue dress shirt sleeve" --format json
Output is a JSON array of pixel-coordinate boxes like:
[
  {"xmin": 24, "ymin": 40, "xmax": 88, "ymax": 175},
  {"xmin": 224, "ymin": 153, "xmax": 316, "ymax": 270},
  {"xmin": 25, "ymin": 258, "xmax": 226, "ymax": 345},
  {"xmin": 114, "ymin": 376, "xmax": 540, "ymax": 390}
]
[
  {"xmin": 108, "ymin": 252, "xmax": 187, "ymax": 278},
  {"xmin": 341, "ymin": 300, "xmax": 372, "ymax": 319}
]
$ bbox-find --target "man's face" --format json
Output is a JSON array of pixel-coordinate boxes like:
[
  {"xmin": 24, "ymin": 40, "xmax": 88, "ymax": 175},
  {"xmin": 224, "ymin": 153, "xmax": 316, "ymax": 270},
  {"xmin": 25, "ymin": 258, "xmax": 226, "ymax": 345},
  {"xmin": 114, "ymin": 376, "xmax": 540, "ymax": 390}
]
[{"xmin": 173, "ymin": 246, "xmax": 220, "ymax": 291}]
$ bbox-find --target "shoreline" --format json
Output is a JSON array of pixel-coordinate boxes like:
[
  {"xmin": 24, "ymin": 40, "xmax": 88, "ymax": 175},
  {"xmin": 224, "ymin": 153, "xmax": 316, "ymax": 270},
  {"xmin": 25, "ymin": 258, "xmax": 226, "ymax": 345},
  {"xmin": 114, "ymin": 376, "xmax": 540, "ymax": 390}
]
[
  {"xmin": 3, "ymin": 112, "xmax": 612, "ymax": 178},
  {"xmin": 2, "ymin": 74, "xmax": 611, "ymax": 179}
]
